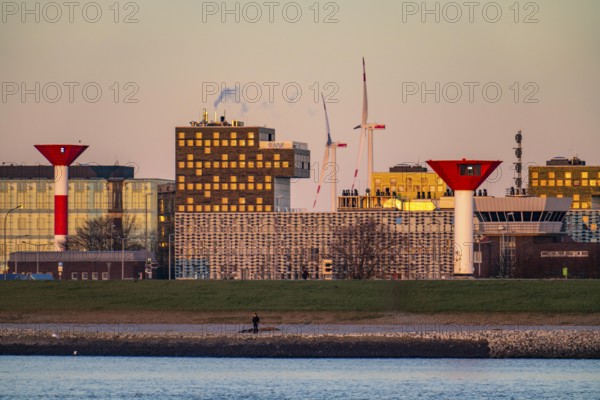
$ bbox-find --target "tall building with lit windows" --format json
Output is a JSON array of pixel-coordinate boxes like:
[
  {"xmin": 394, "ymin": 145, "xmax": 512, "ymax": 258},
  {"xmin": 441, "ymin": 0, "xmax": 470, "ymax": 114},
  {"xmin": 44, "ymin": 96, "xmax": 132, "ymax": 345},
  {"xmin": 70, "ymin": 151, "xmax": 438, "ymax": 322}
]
[
  {"xmin": 174, "ymin": 117, "xmax": 310, "ymax": 213},
  {"xmin": 528, "ymin": 157, "xmax": 600, "ymax": 210}
]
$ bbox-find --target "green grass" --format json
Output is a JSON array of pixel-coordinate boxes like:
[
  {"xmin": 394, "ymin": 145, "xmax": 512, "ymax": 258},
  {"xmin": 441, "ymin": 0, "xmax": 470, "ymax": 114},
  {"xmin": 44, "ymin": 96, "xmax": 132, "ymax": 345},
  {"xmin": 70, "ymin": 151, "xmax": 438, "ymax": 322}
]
[{"xmin": 1, "ymin": 280, "xmax": 599, "ymax": 314}]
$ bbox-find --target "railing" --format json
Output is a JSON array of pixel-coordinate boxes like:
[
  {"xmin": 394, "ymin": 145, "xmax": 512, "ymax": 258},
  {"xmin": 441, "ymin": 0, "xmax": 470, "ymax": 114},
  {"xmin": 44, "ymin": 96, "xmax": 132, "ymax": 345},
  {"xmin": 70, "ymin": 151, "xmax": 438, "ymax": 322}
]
[{"xmin": 475, "ymin": 222, "xmax": 564, "ymax": 235}]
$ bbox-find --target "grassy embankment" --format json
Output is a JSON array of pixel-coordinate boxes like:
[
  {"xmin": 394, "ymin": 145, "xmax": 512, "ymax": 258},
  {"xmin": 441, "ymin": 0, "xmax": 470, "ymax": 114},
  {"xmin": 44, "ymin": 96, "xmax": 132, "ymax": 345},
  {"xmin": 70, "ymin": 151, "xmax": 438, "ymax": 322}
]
[{"xmin": 1, "ymin": 280, "xmax": 599, "ymax": 318}]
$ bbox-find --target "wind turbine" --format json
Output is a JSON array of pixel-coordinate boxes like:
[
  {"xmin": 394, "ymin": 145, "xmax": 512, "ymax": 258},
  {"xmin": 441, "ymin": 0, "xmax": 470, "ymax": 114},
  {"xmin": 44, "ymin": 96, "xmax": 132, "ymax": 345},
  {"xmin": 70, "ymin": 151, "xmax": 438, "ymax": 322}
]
[
  {"xmin": 313, "ymin": 93, "xmax": 347, "ymax": 212},
  {"xmin": 351, "ymin": 57, "xmax": 386, "ymax": 193}
]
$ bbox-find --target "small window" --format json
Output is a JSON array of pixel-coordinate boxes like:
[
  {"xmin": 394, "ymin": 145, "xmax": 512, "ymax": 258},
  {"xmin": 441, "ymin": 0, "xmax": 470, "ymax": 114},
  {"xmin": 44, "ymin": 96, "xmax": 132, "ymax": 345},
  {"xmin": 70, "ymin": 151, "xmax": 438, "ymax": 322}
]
[
  {"xmin": 92, "ymin": 272, "xmax": 99, "ymax": 280},
  {"xmin": 71, "ymin": 272, "xmax": 78, "ymax": 280},
  {"xmin": 459, "ymin": 164, "xmax": 481, "ymax": 176},
  {"xmin": 102, "ymin": 272, "xmax": 109, "ymax": 280}
]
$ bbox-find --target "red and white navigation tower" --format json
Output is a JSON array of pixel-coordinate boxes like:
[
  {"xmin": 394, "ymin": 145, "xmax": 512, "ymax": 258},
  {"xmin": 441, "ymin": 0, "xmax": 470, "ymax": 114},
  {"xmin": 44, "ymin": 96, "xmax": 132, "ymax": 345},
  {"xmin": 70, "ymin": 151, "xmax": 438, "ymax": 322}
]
[
  {"xmin": 427, "ymin": 159, "xmax": 501, "ymax": 276},
  {"xmin": 35, "ymin": 144, "xmax": 88, "ymax": 250}
]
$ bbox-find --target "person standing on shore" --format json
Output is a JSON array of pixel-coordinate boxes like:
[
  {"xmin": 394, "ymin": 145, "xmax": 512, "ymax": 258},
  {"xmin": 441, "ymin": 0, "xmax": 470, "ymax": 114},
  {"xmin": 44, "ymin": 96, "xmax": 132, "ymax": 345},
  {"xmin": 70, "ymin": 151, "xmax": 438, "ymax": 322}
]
[{"xmin": 252, "ymin": 313, "xmax": 260, "ymax": 334}]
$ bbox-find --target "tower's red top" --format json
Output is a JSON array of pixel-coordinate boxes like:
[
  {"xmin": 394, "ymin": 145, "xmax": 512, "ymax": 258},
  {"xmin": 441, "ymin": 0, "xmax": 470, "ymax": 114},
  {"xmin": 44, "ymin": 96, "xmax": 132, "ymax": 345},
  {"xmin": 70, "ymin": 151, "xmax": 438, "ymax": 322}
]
[
  {"xmin": 427, "ymin": 159, "xmax": 502, "ymax": 191},
  {"xmin": 35, "ymin": 145, "xmax": 88, "ymax": 166}
]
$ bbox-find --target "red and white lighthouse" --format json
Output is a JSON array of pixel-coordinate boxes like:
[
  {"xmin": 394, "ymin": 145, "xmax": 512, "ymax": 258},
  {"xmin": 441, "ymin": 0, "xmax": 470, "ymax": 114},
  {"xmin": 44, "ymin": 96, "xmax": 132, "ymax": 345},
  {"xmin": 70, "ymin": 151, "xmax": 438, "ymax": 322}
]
[
  {"xmin": 427, "ymin": 159, "xmax": 501, "ymax": 276},
  {"xmin": 35, "ymin": 144, "xmax": 88, "ymax": 250}
]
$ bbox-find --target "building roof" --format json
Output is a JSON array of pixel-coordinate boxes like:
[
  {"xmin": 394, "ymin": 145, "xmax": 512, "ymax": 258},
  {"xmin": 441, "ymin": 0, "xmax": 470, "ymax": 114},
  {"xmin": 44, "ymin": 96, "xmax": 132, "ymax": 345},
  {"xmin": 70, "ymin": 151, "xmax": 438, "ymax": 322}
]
[{"xmin": 9, "ymin": 250, "xmax": 155, "ymax": 263}]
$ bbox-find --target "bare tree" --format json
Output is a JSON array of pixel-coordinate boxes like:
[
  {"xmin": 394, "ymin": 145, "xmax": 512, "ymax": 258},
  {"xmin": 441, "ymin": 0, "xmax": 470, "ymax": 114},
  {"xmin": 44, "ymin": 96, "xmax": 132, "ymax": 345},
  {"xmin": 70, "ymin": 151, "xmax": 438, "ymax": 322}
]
[
  {"xmin": 330, "ymin": 218, "xmax": 400, "ymax": 279},
  {"xmin": 62, "ymin": 215, "xmax": 143, "ymax": 251}
]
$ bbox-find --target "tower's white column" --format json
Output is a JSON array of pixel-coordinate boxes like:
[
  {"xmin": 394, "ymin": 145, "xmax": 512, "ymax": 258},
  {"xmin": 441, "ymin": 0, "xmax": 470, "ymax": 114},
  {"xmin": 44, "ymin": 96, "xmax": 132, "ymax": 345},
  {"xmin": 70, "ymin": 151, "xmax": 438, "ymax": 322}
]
[{"xmin": 454, "ymin": 190, "xmax": 474, "ymax": 275}]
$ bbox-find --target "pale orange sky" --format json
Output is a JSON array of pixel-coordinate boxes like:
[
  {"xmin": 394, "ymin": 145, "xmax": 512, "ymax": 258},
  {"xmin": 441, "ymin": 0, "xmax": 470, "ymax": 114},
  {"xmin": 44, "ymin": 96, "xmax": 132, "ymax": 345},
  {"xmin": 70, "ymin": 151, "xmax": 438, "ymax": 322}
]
[{"xmin": 1, "ymin": 0, "xmax": 599, "ymax": 210}]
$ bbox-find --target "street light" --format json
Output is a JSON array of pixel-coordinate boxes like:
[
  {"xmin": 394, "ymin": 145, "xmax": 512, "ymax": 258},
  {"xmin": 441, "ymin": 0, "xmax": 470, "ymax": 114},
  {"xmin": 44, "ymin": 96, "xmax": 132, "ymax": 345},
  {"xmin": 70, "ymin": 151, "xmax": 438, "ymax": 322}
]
[
  {"xmin": 4, "ymin": 204, "xmax": 22, "ymax": 279},
  {"xmin": 168, "ymin": 233, "xmax": 175, "ymax": 280}
]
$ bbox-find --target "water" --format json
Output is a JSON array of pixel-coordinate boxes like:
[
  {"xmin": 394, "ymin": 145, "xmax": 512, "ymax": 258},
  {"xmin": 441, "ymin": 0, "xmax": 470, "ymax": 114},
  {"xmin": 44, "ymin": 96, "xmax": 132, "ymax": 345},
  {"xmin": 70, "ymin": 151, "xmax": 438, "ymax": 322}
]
[{"xmin": 1, "ymin": 357, "xmax": 599, "ymax": 399}]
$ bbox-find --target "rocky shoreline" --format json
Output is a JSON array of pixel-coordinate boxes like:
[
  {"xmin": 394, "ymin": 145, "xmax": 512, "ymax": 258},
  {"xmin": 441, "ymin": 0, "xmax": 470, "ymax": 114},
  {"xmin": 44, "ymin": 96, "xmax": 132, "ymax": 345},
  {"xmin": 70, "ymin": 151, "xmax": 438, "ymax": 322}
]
[{"xmin": 2, "ymin": 329, "xmax": 600, "ymax": 358}]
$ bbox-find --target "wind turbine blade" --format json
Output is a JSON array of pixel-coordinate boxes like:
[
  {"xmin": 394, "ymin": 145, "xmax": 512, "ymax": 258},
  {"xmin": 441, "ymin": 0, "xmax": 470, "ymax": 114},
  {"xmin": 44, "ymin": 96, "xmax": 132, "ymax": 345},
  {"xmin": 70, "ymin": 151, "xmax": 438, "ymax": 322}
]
[
  {"xmin": 362, "ymin": 57, "xmax": 368, "ymax": 126},
  {"xmin": 350, "ymin": 128, "xmax": 367, "ymax": 191},
  {"xmin": 313, "ymin": 146, "xmax": 330, "ymax": 208},
  {"xmin": 321, "ymin": 93, "xmax": 332, "ymax": 145}
]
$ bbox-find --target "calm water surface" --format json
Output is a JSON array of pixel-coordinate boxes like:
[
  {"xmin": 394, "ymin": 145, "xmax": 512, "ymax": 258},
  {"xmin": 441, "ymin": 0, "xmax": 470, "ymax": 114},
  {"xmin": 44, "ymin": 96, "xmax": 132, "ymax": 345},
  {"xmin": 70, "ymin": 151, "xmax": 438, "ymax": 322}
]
[{"xmin": 1, "ymin": 357, "xmax": 599, "ymax": 399}]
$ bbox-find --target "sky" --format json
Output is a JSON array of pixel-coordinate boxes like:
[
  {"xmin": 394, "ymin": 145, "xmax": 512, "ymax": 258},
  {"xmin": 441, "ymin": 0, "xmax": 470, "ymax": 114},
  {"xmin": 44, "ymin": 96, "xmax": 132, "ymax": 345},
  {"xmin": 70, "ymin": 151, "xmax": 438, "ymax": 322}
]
[{"xmin": 1, "ymin": 0, "xmax": 599, "ymax": 211}]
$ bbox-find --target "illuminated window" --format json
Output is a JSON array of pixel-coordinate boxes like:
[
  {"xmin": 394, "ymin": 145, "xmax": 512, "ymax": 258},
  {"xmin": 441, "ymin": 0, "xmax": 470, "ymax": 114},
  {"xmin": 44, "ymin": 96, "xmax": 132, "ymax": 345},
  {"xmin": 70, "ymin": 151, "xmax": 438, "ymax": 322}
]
[
  {"xmin": 240, "ymin": 140, "xmax": 246, "ymax": 146},
  {"xmin": 248, "ymin": 140, "xmax": 255, "ymax": 146},
  {"xmin": 187, "ymin": 197, "xmax": 194, "ymax": 204},
  {"xmin": 257, "ymin": 205, "xmax": 263, "ymax": 212},
  {"xmin": 565, "ymin": 180, "xmax": 572, "ymax": 186},
  {"xmin": 557, "ymin": 194, "xmax": 563, "ymax": 198},
  {"xmin": 187, "ymin": 154, "xmax": 194, "ymax": 161},
  {"xmin": 274, "ymin": 154, "xmax": 281, "ymax": 161},
  {"xmin": 204, "ymin": 191, "xmax": 211, "ymax": 198},
  {"xmin": 221, "ymin": 154, "xmax": 229, "ymax": 161},
  {"xmin": 548, "ymin": 172, "xmax": 555, "ymax": 179},
  {"xmin": 204, "ymin": 148, "xmax": 211, "ymax": 154},
  {"xmin": 195, "ymin": 169, "xmax": 202, "ymax": 176},
  {"xmin": 239, "ymin": 205, "xmax": 246, "ymax": 212},
  {"xmin": 230, "ymin": 161, "xmax": 237, "ymax": 168},
  {"xmin": 230, "ymin": 132, "xmax": 237, "ymax": 139},
  {"xmin": 265, "ymin": 176, "xmax": 272, "ymax": 183},
  {"xmin": 239, "ymin": 198, "xmax": 246, "ymax": 204},
  {"xmin": 248, "ymin": 183, "xmax": 254, "ymax": 190},
  {"xmin": 257, "ymin": 162, "xmax": 264, "ymax": 168},
  {"xmin": 178, "ymin": 205, "xmax": 185, "ymax": 212},
  {"xmin": 195, "ymin": 205, "xmax": 202, "ymax": 212},
  {"xmin": 239, "ymin": 183, "xmax": 246, "ymax": 190},
  {"xmin": 213, "ymin": 205, "xmax": 220, "ymax": 212},
  {"xmin": 213, "ymin": 162, "xmax": 220, "ymax": 168},
  {"xmin": 178, "ymin": 132, "xmax": 185, "ymax": 139},
  {"xmin": 177, "ymin": 176, "xmax": 185, "ymax": 182},
  {"xmin": 266, "ymin": 183, "xmax": 272, "ymax": 190},
  {"xmin": 187, "ymin": 205, "xmax": 193, "ymax": 212},
  {"xmin": 572, "ymin": 202, "xmax": 580, "ymax": 209},
  {"xmin": 178, "ymin": 140, "xmax": 185, "ymax": 147},
  {"xmin": 213, "ymin": 183, "xmax": 219, "ymax": 190},
  {"xmin": 231, "ymin": 176, "xmax": 237, "ymax": 182},
  {"xmin": 590, "ymin": 180, "xmax": 597, "ymax": 187},
  {"xmin": 239, "ymin": 162, "xmax": 246, "ymax": 168},
  {"xmin": 257, "ymin": 154, "xmax": 263, "ymax": 160},
  {"xmin": 204, "ymin": 205, "xmax": 211, "ymax": 212},
  {"xmin": 212, "ymin": 139, "xmax": 219, "ymax": 147},
  {"xmin": 248, "ymin": 161, "xmax": 255, "ymax": 168},
  {"xmin": 257, "ymin": 183, "xmax": 263, "ymax": 190},
  {"xmin": 283, "ymin": 161, "xmax": 289, "ymax": 168},
  {"xmin": 187, "ymin": 140, "xmax": 193, "ymax": 146},
  {"xmin": 532, "ymin": 171, "xmax": 539, "ymax": 179},
  {"xmin": 178, "ymin": 184, "xmax": 184, "ymax": 190},
  {"xmin": 248, "ymin": 205, "xmax": 255, "ymax": 212},
  {"xmin": 549, "ymin": 180, "xmax": 555, "ymax": 186},
  {"xmin": 204, "ymin": 139, "xmax": 211, "ymax": 146},
  {"xmin": 582, "ymin": 202, "xmax": 589, "ymax": 209},
  {"xmin": 257, "ymin": 197, "xmax": 263, "ymax": 204},
  {"xmin": 222, "ymin": 162, "xmax": 229, "ymax": 168},
  {"xmin": 565, "ymin": 172, "xmax": 572, "ymax": 179},
  {"xmin": 222, "ymin": 205, "xmax": 229, "ymax": 212},
  {"xmin": 231, "ymin": 183, "xmax": 237, "ymax": 190},
  {"xmin": 213, "ymin": 132, "xmax": 219, "ymax": 139},
  {"xmin": 274, "ymin": 162, "xmax": 281, "ymax": 168},
  {"xmin": 213, "ymin": 176, "xmax": 220, "ymax": 182},
  {"xmin": 591, "ymin": 223, "xmax": 597, "ymax": 231},
  {"xmin": 265, "ymin": 205, "xmax": 272, "ymax": 212},
  {"xmin": 557, "ymin": 180, "xmax": 563, "ymax": 186},
  {"xmin": 178, "ymin": 161, "xmax": 185, "ymax": 169},
  {"xmin": 187, "ymin": 161, "xmax": 194, "ymax": 168},
  {"xmin": 248, "ymin": 176, "xmax": 255, "ymax": 182},
  {"xmin": 248, "ymin": 132, "xmax": 255, "ymax": 139},
  {"xmin": 239, "ymin": 154, "xmax": 246, "ymax": 161},
  {"xmin": 204, "ymin": 161, "xmax": 211, "ymax": 168},
  {"xmin": 582, "ymin": 180, "xmax": 588, "ymax": 186},
  {"xmin": 230, "ymin": 205, "xmax": 237, "ymax": 212},
  {"xmin": 540, "ymin": 194, "xmax": 547, "ymax": 198},
  {"xmin": 582, "ymin": 172, "xmax": 588, "ymax": 178},
  {"xmin": 195, "ymin": 140, "xmax": 202, "ymax": 146},
  {"xmin": 187, "ymin": 183, "xmax": 194, "ymax": 190},
  {"xmin": 195, "ymin": 132, "xmax": 202, "ymax": 139},
  {"xmin": 222, "ymin": 139, "xmax": 229, "ymax": 146},
  {"xmin": 573, "ymin": 194, "xmax": 580, "ymax": 201},
  {"xmin": 266, "ymin": 162, "xmax": 272, "ymax": 168},
  {"xmin": 221, "ymin": 198, "xmax": 229, "ymax": 204}
]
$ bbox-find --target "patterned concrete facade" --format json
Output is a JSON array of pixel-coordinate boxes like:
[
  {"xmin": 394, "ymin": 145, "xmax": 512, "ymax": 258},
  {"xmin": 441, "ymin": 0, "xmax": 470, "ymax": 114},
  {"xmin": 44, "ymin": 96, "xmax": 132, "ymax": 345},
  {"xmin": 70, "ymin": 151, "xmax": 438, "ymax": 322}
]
[{"xmin": 175, "ymin": 210, "xmax": 455, "ymax": 280}]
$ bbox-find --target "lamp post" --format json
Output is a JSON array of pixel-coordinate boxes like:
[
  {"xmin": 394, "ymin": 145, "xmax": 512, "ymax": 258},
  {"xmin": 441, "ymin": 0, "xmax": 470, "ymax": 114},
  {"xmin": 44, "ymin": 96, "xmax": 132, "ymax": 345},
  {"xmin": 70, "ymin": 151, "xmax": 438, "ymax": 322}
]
[
  {"xmin": 4, "ymin": 204, "xmax": 22, "ymax": 279},
  {"xmin": 168, "ymin": 233, "xmax": 175, "ymax": 280}
]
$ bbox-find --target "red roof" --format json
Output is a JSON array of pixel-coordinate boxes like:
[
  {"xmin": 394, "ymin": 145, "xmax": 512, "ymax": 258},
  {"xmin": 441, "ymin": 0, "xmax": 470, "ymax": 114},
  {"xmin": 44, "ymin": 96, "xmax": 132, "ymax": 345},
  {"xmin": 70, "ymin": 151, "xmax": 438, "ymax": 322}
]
[
  {"xmin": 427, "ymin": 159, "xmax": 502, "ymax": 190},
  {"xmin": 35, "ymin": 145, "xmax": 88, "ymax": 166}
]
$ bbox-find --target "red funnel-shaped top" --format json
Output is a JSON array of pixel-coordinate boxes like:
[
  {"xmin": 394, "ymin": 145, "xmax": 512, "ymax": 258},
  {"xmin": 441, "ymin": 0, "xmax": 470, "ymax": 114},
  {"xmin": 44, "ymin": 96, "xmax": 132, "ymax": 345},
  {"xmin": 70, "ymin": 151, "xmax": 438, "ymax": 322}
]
[
  {"xmin": 35, "ymin": 145, "xmax": 88, "ymax": 166},
  {"xmin": 427, "ymin": 159, "xmax": 502, "ymax": 191}
]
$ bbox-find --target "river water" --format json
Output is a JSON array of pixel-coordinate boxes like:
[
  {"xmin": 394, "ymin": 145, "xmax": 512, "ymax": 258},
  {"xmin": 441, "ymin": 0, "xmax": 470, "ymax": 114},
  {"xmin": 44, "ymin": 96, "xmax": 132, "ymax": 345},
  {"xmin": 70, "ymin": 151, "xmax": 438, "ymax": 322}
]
[{"xmin": 1, "ymin": 356, "xmax": 599, "ymax": 399}]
